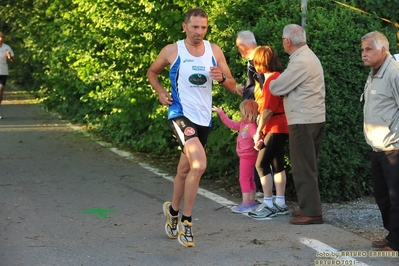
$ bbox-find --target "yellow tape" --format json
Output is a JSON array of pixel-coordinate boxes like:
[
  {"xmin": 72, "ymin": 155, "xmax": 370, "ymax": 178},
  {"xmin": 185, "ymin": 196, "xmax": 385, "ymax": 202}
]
[{"xmin": 331, "ymin": 0, "xmax": 399, "ymax": 28}]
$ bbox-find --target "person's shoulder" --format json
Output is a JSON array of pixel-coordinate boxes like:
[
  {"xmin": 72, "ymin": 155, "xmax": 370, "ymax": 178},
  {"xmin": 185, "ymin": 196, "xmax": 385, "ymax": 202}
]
[
  {"xmin": 209, "ymin": 42, "xmax": 224, "ymax": 60},
  {"xmin": 248, "ymin": 121, "xmax": 258, "ymax": 131},
  {"xmin": 153, "ymin": 42, "xmax": 179, "ymax": 65},
  {"xmin": 388, "ymin": 57, "xmax": 399, "ymax": 75},
  {"xmin": 272, "ymin": 72, "xmax": 281, "ymax": 78},
  {"xmin": 158, "ymin": 43, "xmax": 178, "ymax": 62},
  {"xmin": 209, "ymin": 42, "xmax": 222, "ymax": 52},
  {"xmin": 296, "ymin": 45, "xmax": 311, "ymax": 55},
  {"xmin": 162, "ymin": 42, "xmax": 178, "ymax": 53},
  {"xmin": 0, "ymin": 43, "xmax": 10, "ymax": 49},
  {"xmin": 208, "ymin": 41, "xmax": 219, "ymax": 48},
  {"xmin": 295, "ymin": 46, "xmax": 319, "ymax": 61}
]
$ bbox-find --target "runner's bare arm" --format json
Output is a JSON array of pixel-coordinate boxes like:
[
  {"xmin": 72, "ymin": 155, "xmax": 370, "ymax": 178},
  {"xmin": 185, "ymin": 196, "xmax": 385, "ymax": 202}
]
[
  {"xmin": 210, "ymin": 43, "xmax": 236, "ymax": 93},
  {"xmin": 146, "ymin": 44, "xmax": 177, "ymax": 105}
]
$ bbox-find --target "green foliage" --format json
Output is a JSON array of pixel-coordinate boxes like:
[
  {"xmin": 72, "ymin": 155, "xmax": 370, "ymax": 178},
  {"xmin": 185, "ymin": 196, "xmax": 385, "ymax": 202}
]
[
  {"xmin": 353, "ymin": 0, "xmax": 399, "ymax": 48},
  {"xmin": 0, "ymin": 0, "xmax": 396, "ymax": 202}
]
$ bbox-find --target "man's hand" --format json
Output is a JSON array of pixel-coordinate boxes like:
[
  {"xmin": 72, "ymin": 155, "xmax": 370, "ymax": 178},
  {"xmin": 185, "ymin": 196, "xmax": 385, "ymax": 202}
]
[
  {"xmin": 209, "ymin": 66, "xmax": 224, "ymax": 82},
  {"xmin": 6, "ymin": 51, "xmax": 12, "ymax": 61},
  {"xmin": 157, "ymin": 89, "xmax": 173, "ymax": 105},
  {"xmin": 236, "ymin": 85, "xmax": 244, "ymax": 96}
]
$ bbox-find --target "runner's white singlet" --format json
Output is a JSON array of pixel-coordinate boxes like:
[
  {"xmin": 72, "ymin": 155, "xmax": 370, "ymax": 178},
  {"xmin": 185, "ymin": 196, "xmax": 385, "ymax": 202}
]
[{"xmin": 168, "ymin": 40, "xmax": 216, "ymax": 127}]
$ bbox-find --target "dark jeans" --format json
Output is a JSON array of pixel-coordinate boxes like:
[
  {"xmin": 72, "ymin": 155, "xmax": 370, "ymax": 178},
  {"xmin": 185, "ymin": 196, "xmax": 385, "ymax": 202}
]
[
  {"xmin": 371, "ymin": 150, "xmax": 399, "ymax": 250},
  {"xmin": 289, "ymin": 122, "xmax": 325, "ymax": 216}
]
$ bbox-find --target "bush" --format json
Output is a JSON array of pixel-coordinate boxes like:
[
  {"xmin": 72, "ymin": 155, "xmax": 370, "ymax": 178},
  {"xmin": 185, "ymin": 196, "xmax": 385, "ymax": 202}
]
[{"xmin": 2, "ymin": 0, "xmax": 396, "ymax": 202}]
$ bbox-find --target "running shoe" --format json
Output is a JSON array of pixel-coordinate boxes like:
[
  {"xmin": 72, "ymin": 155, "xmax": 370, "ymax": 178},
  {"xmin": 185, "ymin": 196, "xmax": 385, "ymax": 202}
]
[
  {"xmin": 177, "ymin": 220, "xmax": 195, "ymax": 247},
  {"xmin": 231, "ymin": 202, "xmax": 257, "ymax": 213},
  {"xmin": 248, "ymin": 203, "xmax": 277, "ymax": 220},
  {"xmin": 273, "ymin": 202, "xmax": 290, "ymax": 215},
  {"xmin": 162, "ymin": 201, "xmax": 178, "ymax": 239},
  {"xmin": 0, "ymin": 114, "xmax": 2, "ymax": 119}
]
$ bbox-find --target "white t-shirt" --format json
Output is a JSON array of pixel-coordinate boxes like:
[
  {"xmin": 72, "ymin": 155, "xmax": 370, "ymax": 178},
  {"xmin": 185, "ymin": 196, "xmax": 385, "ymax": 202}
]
[{"xmin": 0, "ymin": 43, "xmax": 14, "ymax": 75}]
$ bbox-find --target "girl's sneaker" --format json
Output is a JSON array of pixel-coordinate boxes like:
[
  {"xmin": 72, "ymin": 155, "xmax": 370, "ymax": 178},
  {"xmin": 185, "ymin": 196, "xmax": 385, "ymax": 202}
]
[{"xmin": 231, "ymin": 202, "xmax": 257, "ymax": 213}]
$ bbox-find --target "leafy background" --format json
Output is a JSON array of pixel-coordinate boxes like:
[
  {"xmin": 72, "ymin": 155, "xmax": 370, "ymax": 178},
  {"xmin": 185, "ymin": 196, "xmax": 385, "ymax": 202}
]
[{"xmin": 1, "ymin": 0, "xmax": 398, "ymax": 202}]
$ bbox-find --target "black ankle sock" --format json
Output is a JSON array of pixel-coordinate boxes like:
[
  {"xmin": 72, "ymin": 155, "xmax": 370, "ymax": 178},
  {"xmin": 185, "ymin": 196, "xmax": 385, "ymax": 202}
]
[
  {"xmin": 181, "ymin": 215, "xmax": 192, "ymax": 223},
  {"xmin": 169, "ymin": 205, "xmax": 179, "ymax": 216}
]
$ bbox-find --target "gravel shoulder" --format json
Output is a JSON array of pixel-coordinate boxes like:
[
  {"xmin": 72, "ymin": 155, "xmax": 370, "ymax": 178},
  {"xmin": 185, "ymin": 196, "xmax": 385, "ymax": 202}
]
[{"xmin": 318, "ymin": 197, "xmax": 387, "ymax": 242}]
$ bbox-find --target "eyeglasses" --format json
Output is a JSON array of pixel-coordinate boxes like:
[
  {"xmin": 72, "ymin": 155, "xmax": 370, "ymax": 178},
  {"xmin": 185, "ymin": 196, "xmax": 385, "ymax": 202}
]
[{"xmin": 281, "ymin": 37, "xmax": 288, "ymax": 40}]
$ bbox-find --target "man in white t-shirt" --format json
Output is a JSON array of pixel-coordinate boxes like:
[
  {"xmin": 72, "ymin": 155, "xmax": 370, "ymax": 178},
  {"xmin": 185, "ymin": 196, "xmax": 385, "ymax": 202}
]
[{"xmin": 0, "ymin": 31, "xmax": 15, "ymax": 119}]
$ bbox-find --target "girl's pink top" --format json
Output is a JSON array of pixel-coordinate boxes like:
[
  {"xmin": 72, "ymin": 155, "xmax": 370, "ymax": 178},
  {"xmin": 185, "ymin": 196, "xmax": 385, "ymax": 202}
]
[{"xmin": 217, "ymin": 111, "xmax": 258, "ymax": 158}]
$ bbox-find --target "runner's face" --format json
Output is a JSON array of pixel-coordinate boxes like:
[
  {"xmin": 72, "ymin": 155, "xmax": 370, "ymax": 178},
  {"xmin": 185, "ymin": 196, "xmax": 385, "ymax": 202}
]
[
  {"xmin": 182, "ymin": 16, "xmax": 208, "ymax": 44},
  {"xmin": 0, "ymin": 33, "xmax": 4, "ymax": 44}
]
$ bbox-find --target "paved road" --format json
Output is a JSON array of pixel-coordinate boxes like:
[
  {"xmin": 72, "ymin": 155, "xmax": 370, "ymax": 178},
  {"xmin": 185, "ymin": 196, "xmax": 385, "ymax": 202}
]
[{"xmin": 0, "ymin": 89, "xmax": 398, "ymax": 266}]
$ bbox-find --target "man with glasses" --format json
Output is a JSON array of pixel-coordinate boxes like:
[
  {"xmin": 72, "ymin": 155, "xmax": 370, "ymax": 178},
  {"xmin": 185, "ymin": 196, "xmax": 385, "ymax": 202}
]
[{"xmin": 270, "ymin": 24, "xmax": 326, "ymax": 225}]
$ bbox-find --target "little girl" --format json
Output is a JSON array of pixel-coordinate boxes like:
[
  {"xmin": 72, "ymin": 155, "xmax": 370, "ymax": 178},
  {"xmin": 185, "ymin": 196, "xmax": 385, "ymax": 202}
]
[{"xmin": 212, "ymin": 99, "xmax": 259, "ymax": 213}]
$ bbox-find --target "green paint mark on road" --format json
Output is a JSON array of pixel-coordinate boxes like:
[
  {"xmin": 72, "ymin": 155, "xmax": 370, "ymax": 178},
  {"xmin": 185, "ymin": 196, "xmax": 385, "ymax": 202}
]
[{"xmin": 82, "ymin": 208, "xmax": 116, "ymax": 219}]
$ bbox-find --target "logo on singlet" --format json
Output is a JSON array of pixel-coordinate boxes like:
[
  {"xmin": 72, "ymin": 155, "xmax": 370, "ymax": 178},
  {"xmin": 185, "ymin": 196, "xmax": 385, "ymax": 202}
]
[{"xmin": 189, "ymin": 74, "xmax": 207, "ymax": 85}]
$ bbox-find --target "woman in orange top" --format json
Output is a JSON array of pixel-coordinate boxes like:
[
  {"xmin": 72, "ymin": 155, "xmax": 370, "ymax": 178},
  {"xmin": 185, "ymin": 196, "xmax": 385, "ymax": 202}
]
[{"xmin": 248, "ymin": 46, "xmax": 289, "ymax": 220}]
